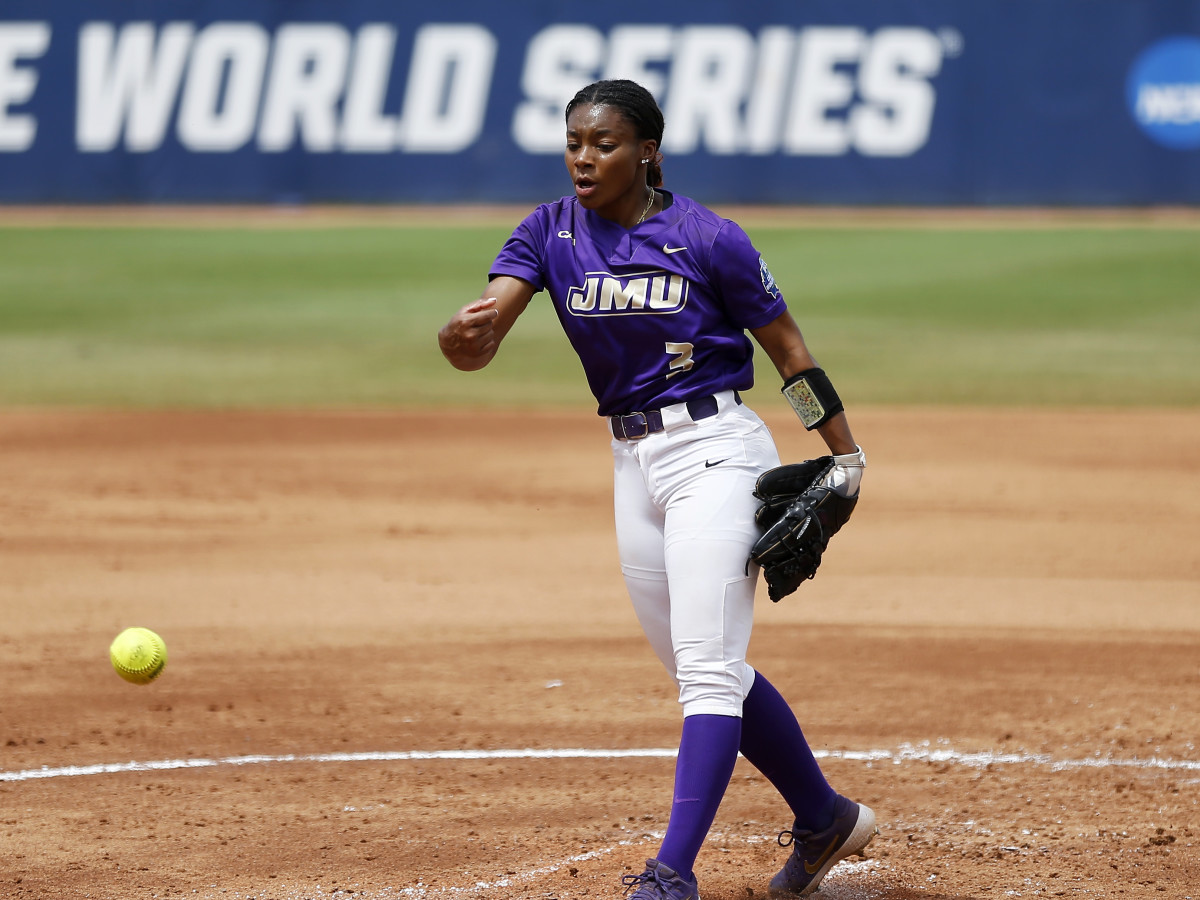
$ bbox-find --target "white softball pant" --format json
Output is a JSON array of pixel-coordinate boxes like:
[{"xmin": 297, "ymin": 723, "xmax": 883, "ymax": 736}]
[{"xmin": 611, "ymin": 391, "xmax": 781, "ymax": 718}]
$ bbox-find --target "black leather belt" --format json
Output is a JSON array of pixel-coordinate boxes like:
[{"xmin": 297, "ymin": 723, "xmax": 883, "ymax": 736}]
[{"xmin": 609, "ymin": 392, "xmax": 742, "ymax": 440}]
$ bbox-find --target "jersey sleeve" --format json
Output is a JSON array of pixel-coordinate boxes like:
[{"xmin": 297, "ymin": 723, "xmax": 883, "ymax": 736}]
[
  {"xmin": 708, "ymin": 220, "xmax": 789, "ymax": 330},
  {"xmin": 488, "ymin": 205, "xmax": 550, "ymax": 291}
]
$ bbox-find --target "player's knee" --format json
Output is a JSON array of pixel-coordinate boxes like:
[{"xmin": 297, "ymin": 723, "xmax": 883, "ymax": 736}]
[{"xmin": 676, "ymin": 670, "xmax": 750, "ymax": 717}]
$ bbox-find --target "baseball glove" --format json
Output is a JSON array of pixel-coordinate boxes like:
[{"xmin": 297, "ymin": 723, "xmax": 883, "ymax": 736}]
[{"xmin": 749, "ymin": 457, "xmax": 858, "ymax": 602}]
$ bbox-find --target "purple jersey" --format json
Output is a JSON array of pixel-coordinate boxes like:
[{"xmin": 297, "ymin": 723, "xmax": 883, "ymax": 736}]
[{"xmin": 489, "ymin": 191, "xmax": 787, "ymax": 417}]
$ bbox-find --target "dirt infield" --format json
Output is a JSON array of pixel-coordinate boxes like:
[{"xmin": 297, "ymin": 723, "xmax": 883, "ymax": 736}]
[{"xmin": 2, "ymin": 406, "xmax": 1198, "ymax": 899}]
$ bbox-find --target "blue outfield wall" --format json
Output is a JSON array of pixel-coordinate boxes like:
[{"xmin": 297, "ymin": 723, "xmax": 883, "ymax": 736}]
[{"xmin": 0, "ymin": 1, "xmax": 1198, "ymax": 204}]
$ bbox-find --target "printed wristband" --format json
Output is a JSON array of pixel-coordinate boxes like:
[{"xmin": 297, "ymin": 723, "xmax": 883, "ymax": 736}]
[{"xmin": 781, "ymin": 367, "xmax": 844, "ymax": 430}]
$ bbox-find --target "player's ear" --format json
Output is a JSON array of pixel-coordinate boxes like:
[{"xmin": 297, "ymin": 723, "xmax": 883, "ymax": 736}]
[{"xmin": 640, "ymin": 140, "xmax": 658, "ymax": 165}]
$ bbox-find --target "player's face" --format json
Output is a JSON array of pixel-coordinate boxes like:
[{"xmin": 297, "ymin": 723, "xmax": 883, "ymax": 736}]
[{"xmin": 565, "ymin": 103, "xmax": 656, "ymax": 222}]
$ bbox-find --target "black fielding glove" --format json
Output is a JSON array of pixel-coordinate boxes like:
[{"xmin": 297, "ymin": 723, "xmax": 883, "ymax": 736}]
[{"xmin": 749, "ymin": 457, "xmax": 859, "ymax": 602}]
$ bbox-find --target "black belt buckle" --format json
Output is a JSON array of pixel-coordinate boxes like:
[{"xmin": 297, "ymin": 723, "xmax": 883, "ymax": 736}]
[{"xmin": 615, "ymin": 411, "xmax": 650, "ymax": 440}]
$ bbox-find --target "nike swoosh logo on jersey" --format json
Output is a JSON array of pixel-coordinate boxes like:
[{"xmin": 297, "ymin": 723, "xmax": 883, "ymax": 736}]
[
  {"xmin": 663, "ymin": 244, "xmax": 687, "ymax": 254},
  {"xmin": 704, "ymin": 458, "xmax": 729, "ymax": 468}
]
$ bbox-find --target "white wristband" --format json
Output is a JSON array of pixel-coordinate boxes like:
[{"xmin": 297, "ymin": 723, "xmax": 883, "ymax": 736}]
[
  {"xmin": 823, "ymin": 446, "xmax": 866, "ymax": 498},
  {"xmin": 833, "ymin": 446, "xmax": 866, "ymax": 468}
]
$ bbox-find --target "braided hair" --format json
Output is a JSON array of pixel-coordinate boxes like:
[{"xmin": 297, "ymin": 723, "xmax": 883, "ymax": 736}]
[{"xmin": 566, "ymin": 79, "xmax": 665, "ymax": 188}]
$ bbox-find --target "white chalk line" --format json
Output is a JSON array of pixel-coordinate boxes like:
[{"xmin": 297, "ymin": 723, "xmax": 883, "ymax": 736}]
[
  {"xmin": 3, "ymin": 742, "xmax": 1197, "ymax": 784},
  {"xmin": 365, "ymin": 841, "xmax": 884, "ymax": 900},
  {"xmin": 8, "ymin": 745, "xmax": 1195, "ymax": 900}
]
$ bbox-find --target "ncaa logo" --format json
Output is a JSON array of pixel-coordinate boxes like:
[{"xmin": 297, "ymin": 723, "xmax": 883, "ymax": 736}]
[
  {"xmin": 759, "ymin": 257, "xmax": 782, "ymax": 302},
  {"xmin": 1126, "ymin": 36, "xmax": 1200, "ymax": 150}
]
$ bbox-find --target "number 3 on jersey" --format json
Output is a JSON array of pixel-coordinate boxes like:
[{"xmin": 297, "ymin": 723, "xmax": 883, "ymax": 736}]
[{"xmin": 665, "ymin": 342, "xmax": 694, "ymax": 379}]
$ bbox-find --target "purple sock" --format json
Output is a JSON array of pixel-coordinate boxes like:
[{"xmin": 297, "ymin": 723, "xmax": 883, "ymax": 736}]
[
  {"xmin": 656, "ymin": 714, "xmax": 742, "ymax": 881},
  {"xmin": 739, "ymin": 672, "xmax": 837, "ymax": 829}
]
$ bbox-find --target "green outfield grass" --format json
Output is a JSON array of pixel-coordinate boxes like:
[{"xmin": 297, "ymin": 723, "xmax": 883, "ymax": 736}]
[{"xmin": 0, "ymin": 221, "xmax": 1196, "ymax": 409}]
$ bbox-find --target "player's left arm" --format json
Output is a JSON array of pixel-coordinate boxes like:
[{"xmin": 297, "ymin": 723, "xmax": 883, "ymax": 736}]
[
  {"xmin": 750, "ymin": 310, "xmax": 858, "ymax": 457},
  {"xmin": 708, "ymin": 223, "xmax": 857, "ymax": 460},
  {"xmin": 748, "ymin": 310, "xmax": 865, "ymax": 599}
]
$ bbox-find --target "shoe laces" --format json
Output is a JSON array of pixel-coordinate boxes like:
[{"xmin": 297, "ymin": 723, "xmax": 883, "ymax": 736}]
[
  {"xmin": 621, "ymin": 869, "xmax": 658, "ymax": 895},
  {"xmin": 777, "ymin": 825, "xmax": 818, "ymax": 849},
  {"xmin": 622, "ymin": 866, "xmax": 673, "ymax": 896}
]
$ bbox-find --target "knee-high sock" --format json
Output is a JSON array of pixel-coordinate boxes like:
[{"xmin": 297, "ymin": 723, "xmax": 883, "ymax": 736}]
[
  {"xmin": 656, "ymin": 713, "xmax": 742, "ymax": 881},
  {"xmin": 738, "ymin": 672, "xmax": 837, "ymax": 829}
]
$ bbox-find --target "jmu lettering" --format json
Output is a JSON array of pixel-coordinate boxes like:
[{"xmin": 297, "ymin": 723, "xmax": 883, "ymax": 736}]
[{"xmin": 567, "ymin": 273, "xmax": 689, "ymax": 315}]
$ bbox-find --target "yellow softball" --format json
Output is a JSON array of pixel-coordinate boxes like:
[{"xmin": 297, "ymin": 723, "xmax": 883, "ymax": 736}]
[{"xmin": 109, "ymin": 627, "xmax": 168, "ymax": 685}]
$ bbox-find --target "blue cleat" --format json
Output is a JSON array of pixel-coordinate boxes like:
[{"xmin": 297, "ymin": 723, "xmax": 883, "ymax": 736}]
[
  {"xmin": 621, "ymin": 858, "xmax": 701, "ymax": 900},
  {"xmin": 768, "ymin": 795, "xmax": 878, "ymax": 896}
]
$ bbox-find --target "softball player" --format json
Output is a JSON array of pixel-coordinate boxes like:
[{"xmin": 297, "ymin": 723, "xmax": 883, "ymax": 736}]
[{"xmin": 438, "ymin": 79, "xmax": 876, "ymax": 900}]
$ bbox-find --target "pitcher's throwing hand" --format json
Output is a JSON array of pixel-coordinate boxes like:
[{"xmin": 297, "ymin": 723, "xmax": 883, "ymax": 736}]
[{"xmin": 438, "ymin": 297, "xmax": 499, "ymax": 370}]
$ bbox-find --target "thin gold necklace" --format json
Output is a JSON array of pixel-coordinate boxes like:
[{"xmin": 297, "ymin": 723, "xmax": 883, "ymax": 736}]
[{"xmin": 635, "ymin": 187, "xmax": 655, "ymax": 225}]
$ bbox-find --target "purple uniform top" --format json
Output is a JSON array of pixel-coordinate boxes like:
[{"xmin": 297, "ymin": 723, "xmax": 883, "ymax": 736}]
[{"xmin": 489, "ymin": 190, "xmax": 788, "ymax": 417}]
